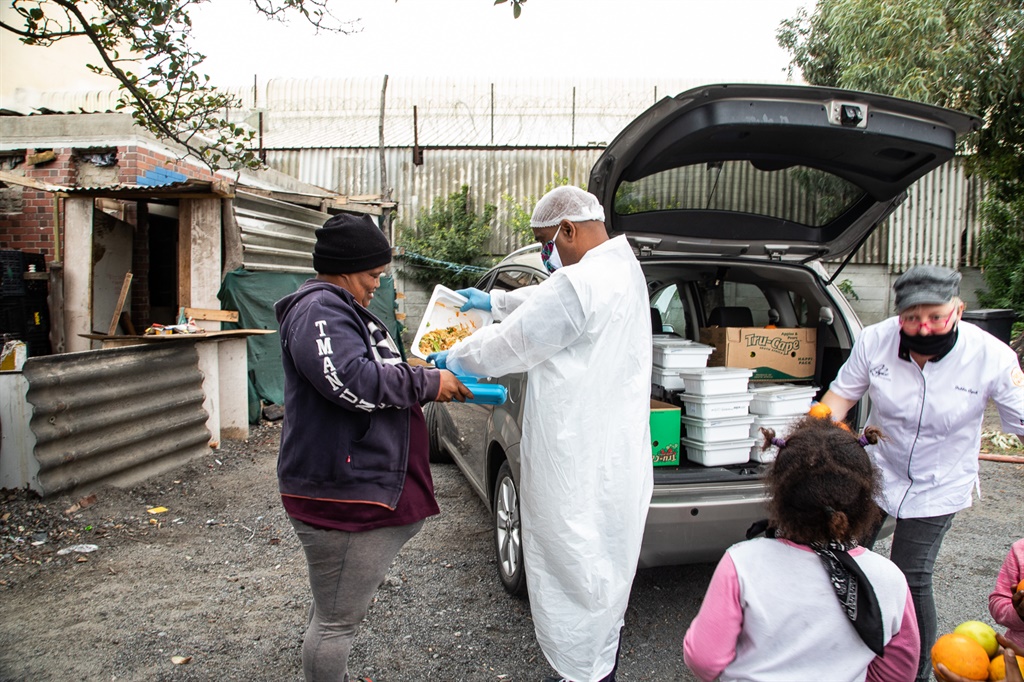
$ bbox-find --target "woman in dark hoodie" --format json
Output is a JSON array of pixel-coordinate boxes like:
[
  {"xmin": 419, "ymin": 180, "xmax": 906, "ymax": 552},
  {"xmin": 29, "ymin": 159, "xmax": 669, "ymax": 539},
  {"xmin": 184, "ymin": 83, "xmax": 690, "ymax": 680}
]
[{"xmin": 275, "ymin": 212, "xmax": 471, "ymax": 682}]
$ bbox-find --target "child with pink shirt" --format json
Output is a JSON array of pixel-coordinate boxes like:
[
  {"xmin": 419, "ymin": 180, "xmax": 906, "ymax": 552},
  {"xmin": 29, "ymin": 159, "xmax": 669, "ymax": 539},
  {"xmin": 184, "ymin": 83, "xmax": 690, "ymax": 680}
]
[
  {"xmin": 990, "ymin": 538, "xmax": 1024, "ymax": 651},
  {"xmin": 683, "ymin": 416, "xmax": 919, "ymax": 682}
]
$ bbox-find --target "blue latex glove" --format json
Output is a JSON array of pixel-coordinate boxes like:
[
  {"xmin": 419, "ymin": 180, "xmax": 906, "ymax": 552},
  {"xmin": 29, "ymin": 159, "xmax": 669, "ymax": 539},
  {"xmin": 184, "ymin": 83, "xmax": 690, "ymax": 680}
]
[
  {"xmin": 426, "ymin": 350, "xmax": 449, "ymax": 370},
  {"xmin": 455, "ymin": 287, "xmax": 491, "ymax": 312}
]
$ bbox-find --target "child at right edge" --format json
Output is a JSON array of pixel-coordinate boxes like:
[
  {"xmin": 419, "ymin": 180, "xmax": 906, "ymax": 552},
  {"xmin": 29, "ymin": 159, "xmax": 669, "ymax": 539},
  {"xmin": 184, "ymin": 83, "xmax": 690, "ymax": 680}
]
[{"xmin": 990, "ymin": 538, "xmax": 1024, "ymax": 651}]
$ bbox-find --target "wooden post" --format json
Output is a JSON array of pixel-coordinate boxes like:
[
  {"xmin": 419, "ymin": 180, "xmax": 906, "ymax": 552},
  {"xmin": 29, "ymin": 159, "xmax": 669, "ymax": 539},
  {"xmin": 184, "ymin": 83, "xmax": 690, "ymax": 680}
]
[{"xmin": 107, "ymin": 272, "xmax": 133, "ymax": 336}]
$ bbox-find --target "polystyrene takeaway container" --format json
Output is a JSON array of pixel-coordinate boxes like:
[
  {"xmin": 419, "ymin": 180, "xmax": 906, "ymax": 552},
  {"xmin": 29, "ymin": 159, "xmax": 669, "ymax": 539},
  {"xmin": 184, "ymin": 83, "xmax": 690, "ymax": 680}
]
[
  {"xmin": 749, "ymin": 414, "xmax": 801, "ymax": 463},
  {"xmin": 677, "ymin": 392, "xmax": 753, "ymax": 419},
  {"xmin": 411, "ymin": 285, "xmax": 492, "ymax": 360},
  {"xmin": 680, "ymin": 414, "xmax": 755, "ymax": 442},
  {"xmin": 682, "ymin": 436, "xmax": 755, "ymax": 466},
  {"xmin": 748, "ymin": 384, "xmax": 819, "ymax": 416},
  {"xmin": 677, "ymin": 367, "xmax": 755, "ymax": 396},
  {"xmin": 652, "ymin": 338, "xmax": 714, "ymax": 369}
]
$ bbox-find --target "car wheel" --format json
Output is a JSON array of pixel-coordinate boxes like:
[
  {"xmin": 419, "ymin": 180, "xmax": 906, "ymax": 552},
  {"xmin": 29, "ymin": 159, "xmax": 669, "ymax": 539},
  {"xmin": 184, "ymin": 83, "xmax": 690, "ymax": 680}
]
[
  {"xmin": 493, "ymin": 460, "xmax": 527, "ymax": 597},
  {"xmin": 423, "ymin": 402, "xmax": 452, "ymax": 464}
]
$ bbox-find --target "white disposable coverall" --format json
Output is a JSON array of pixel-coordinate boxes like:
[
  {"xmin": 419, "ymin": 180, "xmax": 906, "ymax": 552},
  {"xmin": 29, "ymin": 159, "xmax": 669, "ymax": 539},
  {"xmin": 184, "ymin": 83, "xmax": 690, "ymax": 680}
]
[{"xmin": 447, "ymin": 235, "xmax": 654, "ymax": 681}]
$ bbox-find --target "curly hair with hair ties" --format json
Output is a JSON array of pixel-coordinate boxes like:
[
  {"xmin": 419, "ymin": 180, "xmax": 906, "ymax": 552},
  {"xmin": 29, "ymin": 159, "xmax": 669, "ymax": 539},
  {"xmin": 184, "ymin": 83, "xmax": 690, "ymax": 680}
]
[{"xmin": 760, "ymin": 417, "xmax": 885, "ymax": 546}]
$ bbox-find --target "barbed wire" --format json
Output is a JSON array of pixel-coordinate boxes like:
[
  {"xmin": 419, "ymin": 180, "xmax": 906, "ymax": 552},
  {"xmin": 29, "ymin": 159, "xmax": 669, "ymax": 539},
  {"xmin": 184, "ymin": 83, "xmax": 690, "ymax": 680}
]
[{"xmin": 394, "ymin": 249, "xmax": 491, "ymax": 277}]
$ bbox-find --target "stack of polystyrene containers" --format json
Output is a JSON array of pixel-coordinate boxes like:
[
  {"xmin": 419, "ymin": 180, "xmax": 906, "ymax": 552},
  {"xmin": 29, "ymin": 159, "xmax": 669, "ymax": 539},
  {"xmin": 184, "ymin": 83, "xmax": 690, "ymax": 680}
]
[
  {"xmin": 677, "ymin": 367, "xmax": 756, "ymax": 466},
  {"xmin": 747, "ymin": 384, "xmax": 819, "ymax": 463},
  {"xmin": 650, "ymin": 336, "xmax": 714, "ymax": 397}
]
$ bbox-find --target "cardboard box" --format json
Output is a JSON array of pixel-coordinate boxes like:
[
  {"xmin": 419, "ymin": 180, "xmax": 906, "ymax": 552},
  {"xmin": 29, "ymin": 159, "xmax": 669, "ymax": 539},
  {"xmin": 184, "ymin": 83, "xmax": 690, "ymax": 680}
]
[
  {"xmin": 650, "ymin": 399, "xmax": 681, "ymax": 467},
  {"xmin": 699, "ymin": 327, "xmax": 817, "ymax": 382}
]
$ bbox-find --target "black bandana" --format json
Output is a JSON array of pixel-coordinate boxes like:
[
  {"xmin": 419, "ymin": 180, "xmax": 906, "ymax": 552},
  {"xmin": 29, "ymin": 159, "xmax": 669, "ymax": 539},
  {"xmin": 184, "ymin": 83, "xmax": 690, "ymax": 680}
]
[
  {"xmin": 898, "ymin": 326, "xmax": 959, "ymax": 360},
  {"xmin": 811, "ymin": 540, "xmax": 885, "ymax": 656}
]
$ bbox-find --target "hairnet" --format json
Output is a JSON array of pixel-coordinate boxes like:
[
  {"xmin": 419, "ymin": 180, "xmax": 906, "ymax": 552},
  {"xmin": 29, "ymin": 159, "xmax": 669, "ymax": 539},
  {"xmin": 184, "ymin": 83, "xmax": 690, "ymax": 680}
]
[{"xmin": 530, "ymin": 186, "xmax": 606, "ymax": 228}]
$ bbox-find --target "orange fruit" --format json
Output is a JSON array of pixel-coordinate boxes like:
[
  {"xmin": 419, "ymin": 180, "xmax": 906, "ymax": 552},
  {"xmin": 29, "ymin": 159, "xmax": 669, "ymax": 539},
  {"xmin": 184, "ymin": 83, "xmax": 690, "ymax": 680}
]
[
  {"xmin": 989, "ymin": 652, "xmax": 1024, "ymax": 682},
  {"xmin": 931, "ymin": 633, "xmax": 990, "ymax": 680},
  {"xmin": 808, "ymin": 402, "xmax": 832, "ymax": 419},
  {"xmin": 1017, "ymin": 578, "xmax": 1024, "ymax": 593}
]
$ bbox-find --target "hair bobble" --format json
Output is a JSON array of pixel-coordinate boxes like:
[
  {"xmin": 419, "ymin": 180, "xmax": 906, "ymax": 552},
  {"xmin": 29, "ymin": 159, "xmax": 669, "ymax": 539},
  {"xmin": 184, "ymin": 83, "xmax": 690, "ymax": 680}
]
[
  {"xmin": 857, "ymin": 434, "xmax": 870, "ymax": 447},
  {"xmin": 772, "ymin": 437, "xmax": 787, "ymax": 448}
]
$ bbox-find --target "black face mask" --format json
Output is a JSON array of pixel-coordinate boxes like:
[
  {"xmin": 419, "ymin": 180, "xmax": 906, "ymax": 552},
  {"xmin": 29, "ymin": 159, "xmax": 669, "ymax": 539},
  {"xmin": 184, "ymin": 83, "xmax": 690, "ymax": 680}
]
[{"xmin": 900, "ymin": 326, "xmax": 959, "ymax": 357}]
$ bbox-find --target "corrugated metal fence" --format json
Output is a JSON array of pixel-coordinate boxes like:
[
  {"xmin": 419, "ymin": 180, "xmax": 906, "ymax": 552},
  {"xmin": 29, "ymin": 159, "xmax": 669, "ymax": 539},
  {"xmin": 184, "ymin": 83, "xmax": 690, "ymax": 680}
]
[
  {"xmin": 21, "ymin": 343, "xmax": 211, "ymax": 496},
  {"xmin": 269, "ymin": 148, "xmax": 986, "ymax": 269},
  {"xmin": 267, "ymin": 147, "xmax": 604, "ymax": 255}
]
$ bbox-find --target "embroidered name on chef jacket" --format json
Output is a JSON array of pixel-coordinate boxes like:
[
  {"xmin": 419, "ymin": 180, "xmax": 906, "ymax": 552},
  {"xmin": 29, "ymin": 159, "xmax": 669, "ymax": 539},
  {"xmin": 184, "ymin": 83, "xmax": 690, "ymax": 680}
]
[{"xmin": 314, "ymin": 319, "xmax": 376, "ymax": 412}]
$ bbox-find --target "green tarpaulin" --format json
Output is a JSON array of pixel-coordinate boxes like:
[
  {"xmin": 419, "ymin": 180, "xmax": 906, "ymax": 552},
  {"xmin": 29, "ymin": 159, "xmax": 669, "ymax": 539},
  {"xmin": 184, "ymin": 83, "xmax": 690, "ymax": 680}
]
[{"xmin": 218, "ymin": 268, "xmax": 404, "ymax": 423}]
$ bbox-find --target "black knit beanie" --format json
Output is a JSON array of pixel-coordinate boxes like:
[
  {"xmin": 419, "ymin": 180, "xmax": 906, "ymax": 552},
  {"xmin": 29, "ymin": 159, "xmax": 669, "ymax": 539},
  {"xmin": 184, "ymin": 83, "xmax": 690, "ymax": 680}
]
[{"xmin": 313, "ymin": 213, "xmax": 392, "ymax": 274}]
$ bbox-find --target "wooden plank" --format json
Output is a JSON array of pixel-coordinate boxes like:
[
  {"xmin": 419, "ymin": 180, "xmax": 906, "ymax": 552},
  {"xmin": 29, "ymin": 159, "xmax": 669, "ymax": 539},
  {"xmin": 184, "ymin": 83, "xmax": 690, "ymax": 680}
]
[
  {"xmin": 27, "ymin": 150, "xmax": 56, "ymax": 165},
  {"xmin": 0, "ymin": 169, "xmax": 63, "ymax": 192},
  {"xmin": 118, "ymin": 311, "xmax": 137, "ymax": 336},
  {"xmin": 184, "ymin": 307, "xmax": 239, "ymax": 322},
  {"xmin": 107, "ymin": 272, "xmax": 133, "ymax": 336}
]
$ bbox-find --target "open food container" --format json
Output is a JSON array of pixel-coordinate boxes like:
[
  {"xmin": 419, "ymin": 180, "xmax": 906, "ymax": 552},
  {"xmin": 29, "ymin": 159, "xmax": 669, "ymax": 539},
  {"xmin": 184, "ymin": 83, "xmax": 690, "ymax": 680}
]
[{"xmin": 411, "ymin": 285, "xmax": 493, "ymax": 360}]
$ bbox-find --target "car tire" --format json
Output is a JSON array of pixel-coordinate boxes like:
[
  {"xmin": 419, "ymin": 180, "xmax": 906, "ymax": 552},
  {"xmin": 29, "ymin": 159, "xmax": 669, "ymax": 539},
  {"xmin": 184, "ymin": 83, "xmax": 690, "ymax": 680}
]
[
  {"xmin": 493, "ymin": 460, "xmax": 527, "ymax": 597},
  {"xmin": 423, "ymin": 402, "xmax": 452, "ymax": 464}
]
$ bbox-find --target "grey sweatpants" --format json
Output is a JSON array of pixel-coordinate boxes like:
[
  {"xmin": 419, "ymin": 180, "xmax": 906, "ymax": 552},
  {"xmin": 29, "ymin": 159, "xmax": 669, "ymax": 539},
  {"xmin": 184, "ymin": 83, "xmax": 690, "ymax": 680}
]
[{"xmin": 289, "ymin": 517, "xmax": 424, "ymax": 682}]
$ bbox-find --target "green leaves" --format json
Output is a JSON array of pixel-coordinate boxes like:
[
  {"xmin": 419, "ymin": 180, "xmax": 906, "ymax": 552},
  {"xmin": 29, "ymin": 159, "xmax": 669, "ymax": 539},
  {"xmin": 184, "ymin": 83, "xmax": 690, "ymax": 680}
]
[
  {"xmin": 398, "ymin": 185, "xmax": 498, "ymax": 290},
  {"xmin": 4, "ymin": 0, "xmax": 352, "ymax": 171},
  {"xmin": 493, "ymin": 0, "xmax": 525, "ymax": 19},
  {"xmin": 778, "ymin": 0, "xmax": 1024, "ymax": 323}
]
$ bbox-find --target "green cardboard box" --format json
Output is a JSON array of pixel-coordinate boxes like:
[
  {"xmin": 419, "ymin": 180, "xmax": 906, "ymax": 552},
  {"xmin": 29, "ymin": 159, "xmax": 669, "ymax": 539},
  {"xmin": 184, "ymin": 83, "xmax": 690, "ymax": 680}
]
[{"xmin": 650, "ymin": 399, "xmax": 681, "ymax": 466}]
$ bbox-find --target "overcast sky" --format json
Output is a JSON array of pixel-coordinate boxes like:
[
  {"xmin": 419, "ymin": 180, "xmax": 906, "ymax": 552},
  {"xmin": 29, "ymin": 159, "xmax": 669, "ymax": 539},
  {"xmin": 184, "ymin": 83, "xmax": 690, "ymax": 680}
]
[{"xmin": 188, "ymin": 0, "xmax": 811, "ymax": 86}]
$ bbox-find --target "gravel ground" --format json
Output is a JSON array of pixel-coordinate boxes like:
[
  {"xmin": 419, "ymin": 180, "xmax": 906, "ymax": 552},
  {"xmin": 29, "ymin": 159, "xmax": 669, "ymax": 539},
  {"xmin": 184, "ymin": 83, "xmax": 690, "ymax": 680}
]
[{"xmin": 1, "ymin": 413, "xmax": 1023, "ymax": 682}]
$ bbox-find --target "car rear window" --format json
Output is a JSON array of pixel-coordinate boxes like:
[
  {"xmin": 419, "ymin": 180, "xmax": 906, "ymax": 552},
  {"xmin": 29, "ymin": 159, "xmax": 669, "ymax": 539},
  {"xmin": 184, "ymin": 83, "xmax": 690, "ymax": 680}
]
[{"xmin": 614, "ymin": 160, "xmax": 866, "ymax": 227}]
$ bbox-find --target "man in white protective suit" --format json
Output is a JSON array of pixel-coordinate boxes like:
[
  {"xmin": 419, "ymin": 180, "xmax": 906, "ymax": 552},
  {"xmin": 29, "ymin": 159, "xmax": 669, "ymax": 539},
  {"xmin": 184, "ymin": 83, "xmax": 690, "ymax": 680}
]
[{"xmin": 427, "ymin": 186, "xmax": 654, "ymax": 682}]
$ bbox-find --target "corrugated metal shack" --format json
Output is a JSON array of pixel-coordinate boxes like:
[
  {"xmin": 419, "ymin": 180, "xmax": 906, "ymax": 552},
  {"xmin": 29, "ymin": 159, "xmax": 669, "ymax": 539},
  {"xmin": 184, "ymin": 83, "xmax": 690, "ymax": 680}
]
[{"xmin": 0, "ymin": 107, "xmax": 395, "ymax": 495}]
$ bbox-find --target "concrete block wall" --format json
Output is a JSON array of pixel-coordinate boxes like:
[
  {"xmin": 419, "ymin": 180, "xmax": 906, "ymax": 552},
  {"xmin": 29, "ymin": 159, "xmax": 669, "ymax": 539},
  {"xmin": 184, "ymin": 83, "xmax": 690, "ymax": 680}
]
[{"xmin": 827, "ymin": 264, "xmax": 987, "ymax": 327}]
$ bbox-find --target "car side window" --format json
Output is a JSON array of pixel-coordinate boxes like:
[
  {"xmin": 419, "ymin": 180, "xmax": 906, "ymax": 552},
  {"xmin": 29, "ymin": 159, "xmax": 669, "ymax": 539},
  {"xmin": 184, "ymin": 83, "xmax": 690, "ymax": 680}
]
[
  {"xmin": 702, "ymin": 282, "xmax": 770, "ymax": 327},
  {"xmin": 489, "ymin": 268, "xmax": 540, "ymax": 292},
  {"xmin": 650, "ymin": 284, "xmax": 689, "ymax": 337}
]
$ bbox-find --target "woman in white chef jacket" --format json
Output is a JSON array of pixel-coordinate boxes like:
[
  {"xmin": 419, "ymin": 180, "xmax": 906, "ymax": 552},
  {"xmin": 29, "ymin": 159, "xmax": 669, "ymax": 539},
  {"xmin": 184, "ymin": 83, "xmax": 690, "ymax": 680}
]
[{"xmin": 820, "ymin": 264, "xmax": 1024, "ymax": 682}]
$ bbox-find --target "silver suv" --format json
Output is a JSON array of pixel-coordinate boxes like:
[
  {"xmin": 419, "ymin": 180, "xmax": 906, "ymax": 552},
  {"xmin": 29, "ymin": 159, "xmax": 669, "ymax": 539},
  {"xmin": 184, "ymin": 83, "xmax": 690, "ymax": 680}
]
[{"xmin": 424, "ymin": 83, "xmax": 979, "ymax": 595}]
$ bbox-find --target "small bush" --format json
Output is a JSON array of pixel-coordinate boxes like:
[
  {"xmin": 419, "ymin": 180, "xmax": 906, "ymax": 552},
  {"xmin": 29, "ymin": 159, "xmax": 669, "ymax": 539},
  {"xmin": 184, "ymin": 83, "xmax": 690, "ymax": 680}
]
[{"xmin": 398, "ymin": 185, "xmax": 497, "ymax": 290}]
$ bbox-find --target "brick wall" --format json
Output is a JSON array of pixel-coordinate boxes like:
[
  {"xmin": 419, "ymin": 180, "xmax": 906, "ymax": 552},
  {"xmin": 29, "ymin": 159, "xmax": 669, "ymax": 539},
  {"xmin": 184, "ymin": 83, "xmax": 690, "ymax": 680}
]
[{"xmin": 0, "ymin": 145, "xmax": 215, "ymax": 263}]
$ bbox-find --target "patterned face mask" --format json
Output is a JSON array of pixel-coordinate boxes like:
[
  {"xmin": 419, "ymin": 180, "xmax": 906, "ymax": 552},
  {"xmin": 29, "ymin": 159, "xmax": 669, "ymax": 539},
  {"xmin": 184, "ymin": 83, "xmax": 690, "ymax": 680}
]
[{"xmin": 540, "ymin": 225, "xmax": 563, "ymax": 273}]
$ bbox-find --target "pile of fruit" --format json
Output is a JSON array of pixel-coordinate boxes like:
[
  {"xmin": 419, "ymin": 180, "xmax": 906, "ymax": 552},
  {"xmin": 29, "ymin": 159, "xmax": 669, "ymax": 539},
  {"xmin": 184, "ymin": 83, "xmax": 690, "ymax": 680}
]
[{"xmin": 932, "ymin": 616, "xmax": 1023, "ymax": 681}]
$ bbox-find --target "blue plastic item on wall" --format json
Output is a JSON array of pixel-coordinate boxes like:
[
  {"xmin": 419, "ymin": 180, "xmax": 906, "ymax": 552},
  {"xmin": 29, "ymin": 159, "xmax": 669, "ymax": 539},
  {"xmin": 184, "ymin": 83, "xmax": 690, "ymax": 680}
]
[{"xmin": 455, "ymin": 376, "xmax": 508, "ymax": 405}]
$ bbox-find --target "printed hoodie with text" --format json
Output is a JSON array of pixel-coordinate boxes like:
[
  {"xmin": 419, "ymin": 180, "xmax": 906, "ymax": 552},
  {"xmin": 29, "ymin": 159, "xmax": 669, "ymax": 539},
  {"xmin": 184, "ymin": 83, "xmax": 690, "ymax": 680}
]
[{"xmin": 275, "ymin": 279, "xmax": 441, "ymax": 509}]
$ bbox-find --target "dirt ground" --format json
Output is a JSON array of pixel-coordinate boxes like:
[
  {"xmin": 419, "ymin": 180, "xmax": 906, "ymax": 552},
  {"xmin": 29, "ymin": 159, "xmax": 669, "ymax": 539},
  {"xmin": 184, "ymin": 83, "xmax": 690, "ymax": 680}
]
[{"xmin": 1, "ymin": 407, "xmax": 1023, "ymax": 682}]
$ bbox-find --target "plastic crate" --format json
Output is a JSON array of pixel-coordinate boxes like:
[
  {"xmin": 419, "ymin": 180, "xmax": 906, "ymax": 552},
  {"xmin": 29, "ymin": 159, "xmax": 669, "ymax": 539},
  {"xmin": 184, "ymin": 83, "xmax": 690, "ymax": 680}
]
[
  {"xmin": 0, "ymin": 300, "xmax": 27, "ymax": 335},
  {"xmin": 0, "ymin": 251, "xmax": 47, "ymax": 298},
  {"xmin": 0, "ymin": 251, "xmax": 25, "ymax": 297},
  {"xmin": 652, "ymin": 338, "xmax": 714, "ymax": 369},
  {"xmin": 682, "ymin": 436, "xmax": 755, "ymax": 466},
  {"xmin": 748, "ymin": 384, "xmax": 818, "ymax": 416},
  {"xmin": 677, "ymin": 367, "xmax": 755, "ymax": 396},
  {"xmin": 749, "ymin": 414, "xmax": 801, "ymax": 463},
  {"xmin": 680, "ymin": 414, "xmax": 755, "ymax": 442},
  {"xmin": 677, "ymin": 392, "xmax": 753, "ymax": 419},
  {"xmin": 22, "ymin": 252, "xmax": 47, "ymax": 297}
]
